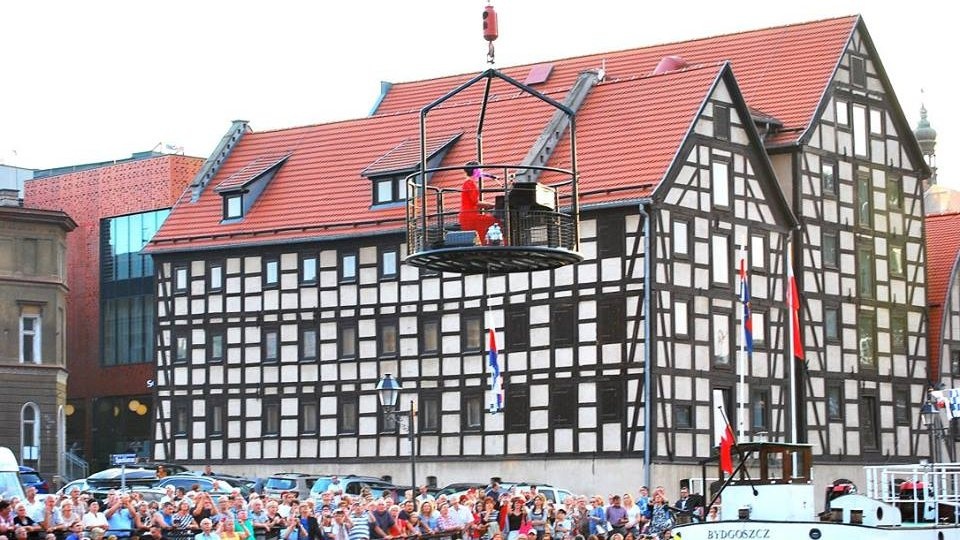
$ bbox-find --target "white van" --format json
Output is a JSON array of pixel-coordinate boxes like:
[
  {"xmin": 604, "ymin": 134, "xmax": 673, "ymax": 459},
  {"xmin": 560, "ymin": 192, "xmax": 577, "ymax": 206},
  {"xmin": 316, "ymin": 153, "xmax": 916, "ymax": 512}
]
[{"xmin": 0, "ymin": 446, "xmax": 25, "ymax": 500}]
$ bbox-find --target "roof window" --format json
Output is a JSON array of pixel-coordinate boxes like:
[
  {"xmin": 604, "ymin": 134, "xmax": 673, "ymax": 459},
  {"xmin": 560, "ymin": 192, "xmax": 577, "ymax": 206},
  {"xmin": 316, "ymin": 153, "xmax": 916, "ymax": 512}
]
[
  {"xmin": 362, "ymin": 132, "xmax": 462, "ymax": 207},
  {"xmin": 215, "ymin": 152, "xmax": 291, "ymax": 222}
]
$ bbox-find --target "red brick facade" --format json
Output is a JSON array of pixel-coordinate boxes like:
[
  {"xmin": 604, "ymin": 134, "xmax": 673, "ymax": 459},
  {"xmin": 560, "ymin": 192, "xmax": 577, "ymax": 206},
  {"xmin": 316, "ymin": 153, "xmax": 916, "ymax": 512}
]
[{"xmin": 24, "ymin": 156, "xmax": 202, "ymax": 401}]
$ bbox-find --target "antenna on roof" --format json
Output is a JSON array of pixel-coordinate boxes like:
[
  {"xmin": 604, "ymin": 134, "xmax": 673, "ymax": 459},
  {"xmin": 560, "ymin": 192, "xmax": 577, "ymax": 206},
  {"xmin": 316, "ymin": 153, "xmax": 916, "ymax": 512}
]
[{"xmin": 483, "ymin": 2, "xmax": 499, "ymax": 64}]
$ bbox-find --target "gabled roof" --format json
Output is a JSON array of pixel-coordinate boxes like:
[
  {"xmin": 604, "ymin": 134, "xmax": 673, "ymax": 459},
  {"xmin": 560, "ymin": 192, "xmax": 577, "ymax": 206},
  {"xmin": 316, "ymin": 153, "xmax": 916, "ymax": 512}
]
[
  {"xmin": 926, "ymin": 211, "xmax": 960, "ymax": 381},
  {"xmin": 215, "ymin": 152, "xmax": 291, "ymax": 192},
  {"xmin": 373, "ymin": 15, "xmax": 859, "ymax": 148},
  {"xmin": 362, "ymin": 132, "xmax": 462, "ymax": 177},
  {"xmin": 148, "ymin": 63, "xmax": 727, "ymax": 253}
]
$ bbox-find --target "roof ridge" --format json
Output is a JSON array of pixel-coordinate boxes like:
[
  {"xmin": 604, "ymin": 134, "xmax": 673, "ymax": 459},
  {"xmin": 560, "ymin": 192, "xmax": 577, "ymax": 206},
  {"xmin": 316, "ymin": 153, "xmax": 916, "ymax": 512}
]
[
  {"xmin": 385, "ymin": 15, "xmax": 858, "ymax": 88},
  {"xmin": 928, "ymin": 210, "xmax": 960, "ymax": 219}
]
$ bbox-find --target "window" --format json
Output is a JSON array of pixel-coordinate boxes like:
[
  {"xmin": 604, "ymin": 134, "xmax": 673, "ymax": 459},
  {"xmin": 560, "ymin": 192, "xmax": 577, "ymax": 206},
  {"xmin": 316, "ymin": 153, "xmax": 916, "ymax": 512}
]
[
  {"xmin": 850, "ymin": 56, "xmax": 866, "ymax": 88},
  {"xmin": 712, "ymin": 235, "xmax": 729, "ymax": 284},
  {"xmin": 463, "ymin": 315, "xmax": 483, "ymax": 352},
  {"xmin": 857, "ymin": 170, "xmax": 873, "ymax": 228},
  {"xmin": 174, "ymin": 403, "xmax": 189, "ymax": 437},
  {"xmin": 893, "ymin": 389, "xmax": 909, "ymax": 425},
  {"xmin": 824, "ymin": 307, "xmax": 839, "ymax": 342},
  {"xmin": 836, "ymin": 100, "xmax": 849, "ymax": 126},
  {"xmin": 597, "ymin": 214, "xmax": 625, "ymax": 258},
  {"xmin": 858, "ymin": 312, "xmax": 876, "ymax": 368},
  {"xmin": 887, "ymin": 175, "xmax": 902, "ymax": 210},
  {"xmin": 853, "ymin": 105, "xmax": 868, "ymax": 157},
  {"xmin": 550, "ymin": 382, "xmax": 577, "ymax": 428},
  {"xmin": 826, "ymin": 385, "xmax": 843, "ymax": 421},
  {"xmin": 379, "ymin": 319, "xmax": 398, "ymax": 358},
  {"xmin": 420, "ymin": 394, "xmax": 440, "ymax": 433},
  {"xmin": 20, "ymin": 314, "xmax": 41, "ymax": 364},
  {"xmin": 174, "ymin": 333, "xmax": 189, "ymax": 364},
  {"xmin": 339, "ymin": 323, "xmax": 357, "ymax": 359},
  {"xmin": 208, "ymin": 329, "xmax": 225, "ymax": 363},
  {"xmin": 673, "ymin": 220, "xmax": 689, "ymax": 257},
  {"xmin": 870, "ymin": 108, "xmax": 884, "ymax": 136},
  {"xmin": 174, "ymin": 266, "xmax": 188, "ymax": 293},
  {"xmin": 750, "ymin": 388, "xmax": 769, "ymax": 430},
  {"xmin": 338, "ymin": 394, "xmax": 358, "ymax": 434},
  {"xmin": 714, "ymin": 104, "xmax": 731, "ymax": 140},
  {"xmin": 889, "ymin": 244, "xmax": 905, "ymax": 277},
  {"xmin": 224, "ymin": 194, "xmax": 243, "ymax": 219},
  {"xmin": 505, "ymin": 306, "xmax": 529, "ymax": 350},
  {"xmin": 505, "ymin": 384, "xmax": 530, "ymax": 433},
  {"xmin": 374, "ymin": 178, "xmax": 396, "ymax": 205},
  {"xmin": 20, "ymin": 403, "xmax": 39, "ymax": 463},
  {"xmin": 300, "ymin": 400, "xmax": 318, "ymax": 434},
  {"xmin": 675, "ymin": 404, "xmax": 693, "ymax": 429},
  {"xmin": 712, "ymin": 160, "xmax": 730, "ymax": 208},
  {"xmin": 891, "ymin": 314, "xmax": 907, "ymax": 354},
  {"xmin": 953, "ymin": 350, "xmax": 960, "ymax": 377},
  {"xmin": 263, "ymin": 327, "xmax": 279, "ymax": 363},
  {"xmin": 381, "ymin": 249, "xmax": 398, "ymax": 279},
  {"xmin": 597, "ymin": 297, "xmax": 625, "ymax": 344},
  {"xmin": 379, "ymin": 407, "xmax": 398, "ymax": 434},
  {"xmin": 463, "ymin": 390, "xmax": 483, "ymax": 431},
  {"xmin": 750, "ymin": 235, "xmax": 766, "ymax": 271},
  {"xmin": 713, "ymin": 313, "xmax": 731, "ymax": 366},
  {"xmin": 301, "ymin": 327, "xmax": 317, "ymax": 362},
  {"xmin": 822, "ymin": 161, "xmax": 838, "ymax": 196},
  {"xmin": 264, "ymin": 259, "xmax": 279, "ymax": 288},
  {"xmin": 860, "ymin": 395, "xmax": 878, "ymax": 450},
  {"xmin": 674, "ymin": 300, "xmax": 689, "ymax": 338},
  {"xmin": 858, "ymin": 244, "xmax": 875, "ymax": 298},
  {"xmin": 752, "ymin": 311, "xmax": 766, "ymax": 347},
  {"xmin": 340, "ymin": 252, "xmax": 357, "ymax": 282},
  {"xmin": 208, "ymin": 402, "xmax": 224, "ymax": 436},
  {"xmin": 822, "ymin": 233, "xmax": 838, "ymax": 269},
  {"xmin": 209, "ymin": 264, "xmax": 223, "ymax": 291},
  {"xmin": 420, "ymin": 318, "xmax": 439, "ymax": 355},
  {"xmin": 263, "ymin": 401, "xmax": 280, "ymax": 436},
  {"xmin": 598, "ymin": 382, "xmax": 623, "ymax": 423},
  {"xmin": 102, "ymin": 296, "xmax": 156, "ymax": 366},
  {"xmin": 552, "ymin": 300, "xmax": 576, "ymax": 347},
  {"xmin": 301, "ymin": 256, "xmax": 317, "ymax": 284}
]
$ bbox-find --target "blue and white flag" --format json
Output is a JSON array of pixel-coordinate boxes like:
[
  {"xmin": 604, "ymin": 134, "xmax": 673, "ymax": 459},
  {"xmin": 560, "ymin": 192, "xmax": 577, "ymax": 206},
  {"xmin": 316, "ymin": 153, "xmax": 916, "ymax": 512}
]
[{"xmin": 488, "ymin": 328, "xmax": 504, "ymax": 413}]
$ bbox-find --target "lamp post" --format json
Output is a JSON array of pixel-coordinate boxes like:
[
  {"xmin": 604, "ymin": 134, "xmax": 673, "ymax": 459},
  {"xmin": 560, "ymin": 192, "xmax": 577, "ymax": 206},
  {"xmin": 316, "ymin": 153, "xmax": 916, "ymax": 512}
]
[
  {"xmin": 921, "ymin": 393, "xmax": 944, "ymax": 463},
  {"xmin": 376, "ymin": 373, "xmax": 417, "ymax": 491}
]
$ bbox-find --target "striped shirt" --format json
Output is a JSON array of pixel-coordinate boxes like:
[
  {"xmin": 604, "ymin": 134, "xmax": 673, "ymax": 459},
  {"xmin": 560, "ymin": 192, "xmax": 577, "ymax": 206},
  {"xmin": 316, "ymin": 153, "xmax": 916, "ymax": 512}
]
[{"xmin": 348, "ymin": 511, "xmax": 370, "ymax": 540}]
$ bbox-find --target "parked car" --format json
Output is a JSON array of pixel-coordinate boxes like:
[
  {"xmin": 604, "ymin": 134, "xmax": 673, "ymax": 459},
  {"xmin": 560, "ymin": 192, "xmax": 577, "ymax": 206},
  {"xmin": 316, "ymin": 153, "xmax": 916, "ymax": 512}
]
[
  {"xmin": 309, "ymin": 475, "xmax": 403, "ymax": 501},
  {"xmin": 155, "ymin": 474, "xmax": 250, "ymax": 497},
  {"xmin": 264, "ymin": 473, "xmax": 319, "ymax": 500},
  {"xmin": 511, "ymin": 483, "xmax": 575, "ymax": 504},
  {"xmin": 56, "ymin": 478, "xmax": 92, "ymax": 497},
  {"xmin": 19, "ymin": 466, "xmax": 49, "ymax": 494}
]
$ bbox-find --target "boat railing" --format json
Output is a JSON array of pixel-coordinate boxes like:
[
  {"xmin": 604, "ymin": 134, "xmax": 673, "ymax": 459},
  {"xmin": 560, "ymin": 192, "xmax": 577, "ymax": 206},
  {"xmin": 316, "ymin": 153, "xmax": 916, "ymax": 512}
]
[{"xmin": 864, "ymin": 462, "xmax": 960, "ymax": 524}]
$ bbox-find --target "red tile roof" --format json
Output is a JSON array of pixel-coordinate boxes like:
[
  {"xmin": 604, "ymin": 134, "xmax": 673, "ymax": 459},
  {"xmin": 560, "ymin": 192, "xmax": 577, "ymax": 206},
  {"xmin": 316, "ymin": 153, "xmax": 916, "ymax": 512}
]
[
  {"xmin": 374, "ymin": 15, "xmax": 858, "ymax": 148},
  {"xmin": 215, "ymin": 152, "xmax": 291, "ymax": 192},
  {"xmin": 926, "ymin": 211, "xmax": 960, "ymax": 381},
  {"xmin": 362, "ymin": 131, "xmax": 463, "ymax": 177},
  {"xmin": 149, "ymin": 63, "xmax": 724, "ymax": 252}
]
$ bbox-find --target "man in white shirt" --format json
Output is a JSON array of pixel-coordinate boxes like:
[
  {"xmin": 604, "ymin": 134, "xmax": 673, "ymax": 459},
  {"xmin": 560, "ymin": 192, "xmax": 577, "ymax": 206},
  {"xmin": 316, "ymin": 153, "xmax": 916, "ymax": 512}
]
[
  {"xmin": 414, "ymin": 486, "xmax": 434, "ymax": 505},
  {"xmin": 195, "ymin": 518, "xmax": 220, "ymax": 540}
]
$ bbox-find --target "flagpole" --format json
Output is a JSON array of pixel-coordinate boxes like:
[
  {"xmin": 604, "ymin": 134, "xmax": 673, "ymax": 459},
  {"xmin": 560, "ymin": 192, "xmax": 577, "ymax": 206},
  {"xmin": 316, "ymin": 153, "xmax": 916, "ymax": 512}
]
[
  {"xmin": 738, "ymin": 244, "xmax": 746, "ymax": 441},
  {"xmin": 788, "ymin": 239, "xmax": 798, "ymax": 446}
]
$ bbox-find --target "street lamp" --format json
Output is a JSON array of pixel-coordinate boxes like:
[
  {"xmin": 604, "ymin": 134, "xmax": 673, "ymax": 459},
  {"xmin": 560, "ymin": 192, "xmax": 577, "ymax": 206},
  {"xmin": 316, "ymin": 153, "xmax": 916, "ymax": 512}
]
[{"xmin": 376, "ymin": 373, "xmax": 417, "ymax": 491}]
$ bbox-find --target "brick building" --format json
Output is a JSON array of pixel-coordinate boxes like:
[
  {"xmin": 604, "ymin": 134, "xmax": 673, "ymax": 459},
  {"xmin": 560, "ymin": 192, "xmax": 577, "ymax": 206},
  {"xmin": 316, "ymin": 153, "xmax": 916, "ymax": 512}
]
[{"xmin": 25, "ymin": 153, "xmax": 203, "ymax": 469}]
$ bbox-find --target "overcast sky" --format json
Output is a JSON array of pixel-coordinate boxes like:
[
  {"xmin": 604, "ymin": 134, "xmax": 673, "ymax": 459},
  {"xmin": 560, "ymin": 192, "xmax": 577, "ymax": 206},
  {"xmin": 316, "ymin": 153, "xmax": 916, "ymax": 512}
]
[{"xmin": 1, "ymin": 1, "xmax": 955, "ymax": 188}]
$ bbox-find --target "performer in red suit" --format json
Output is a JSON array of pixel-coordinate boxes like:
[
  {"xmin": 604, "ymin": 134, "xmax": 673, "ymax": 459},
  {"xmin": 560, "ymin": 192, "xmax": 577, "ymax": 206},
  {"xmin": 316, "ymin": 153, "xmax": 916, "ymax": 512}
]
[{"xmin": 459, "ymin": 161, "xmax": 499, "ymax": 244}]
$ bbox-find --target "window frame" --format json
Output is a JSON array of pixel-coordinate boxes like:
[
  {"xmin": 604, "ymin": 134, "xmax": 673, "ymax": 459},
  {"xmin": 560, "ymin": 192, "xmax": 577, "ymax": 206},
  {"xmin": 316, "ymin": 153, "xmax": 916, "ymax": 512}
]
[
  {"xmin": 338, "ymin": 393, "xmax": 359, "ymax": 435},
  {"xmin": 263, "ymin": 399, "xmax": 281, "ymax": 437},
  {"xmin": 505, "ymin": 383, "xmax": 530, "ymax": 434},
  {"xmin": 300, "ymin": 325, "xmax": 318, "ymax": 363},
  {"xmin": 339, "ymin": 322, "xmax": 358, "ymax": 360},
  {"xmin": 857, "ymin": 244, "xmax": 875, "ymax": 299},
  {"xmin": 889, "ymin": 243, "xmax": 905, "ymax": 278},
  {"xmin": 378, "ymin": 318, "xmax": 399, "ymax": 358},
  {"xmin": 208, "ymin": 327, "xmax": 225, "ymax": 364},
  {"xmin": 856, "ymin": 169, "xmax": 873, "ymax": 229},
  {"xmin": 750, "ymin": 387, "xmax": 770, "ymax": 431},
  {"xmin": 891, "ymin": 313, "xmax": 907, "ymax": 354},
  {"xmin": 549, "ymin": 381, "xmax": 577, "ymax": 429},
  {"xmin": 419, "ymin": 393, "xmax": 441, "ymax": 433},
  {"xmin": 462, "ymin": 314, "xmax": 483, "ymax": 352},
  {"xmin": 714, "ymin": 104, "xmax": 731, "ymax": 141},
  {"xmin": 597, "ymin": 214, "xmax": 625, "ymax": 259},
  {"xmin": 207, "ymin": 400, "xmax": 225, "ymax": 437},
  {"xmin": 263, "ymin": 258, "xmax": 280, "ymax": 289},
  {"xmin": 174, "ymin": 403, "xmax": 189, "ymax": 437},
  {"xmin": 340, "ymin": 252, "xmax": 358, "ymax": 283},
  {"xmin": 824, "ymin": 305, "xmax": 840, "ymax": 343},
  {"xmin": 672, "ymin": 219, "xmax": 690, "ymax": 258},
  {"xmin": 850, "ymin": 56, "xmax": 867, "ymax": 88},
  {"xmin": 208, "ymin": 262, "xmax": 224, "ymax": 292},
  {"xmin": 750, "ymin": 235, "xmax": 766, "ymax": 272},
  {"xmin": 711, "ymin": 158, "xmax": 731, "ymax": 209},
  {"xmin": 858, "ymin": 311, "xmax": 877, "ymax": 369},
  {"xmin": 173, "ymin": 331, "xmax": 190, "ymax": 365},
  {"xmin": 822, "ymin": 232, "xmax": 839, "ymax": 269},
  {"xmin": 826, "ymin": 384, "xmax": 843, "ymax": 422},
  {"xmin": 712, "ymin": 234, "xmax": 730, "ymax": 285},
  {"xmin": 300, "ymin": 399, "xmax": 318, "ymax": 435},
  {"xmin": 712, "ymin": 312, "xmax": 732, "ymax": 367},
  {"xmin": 886, "ymin": 174, "xmax": 902, "ymax": 211},
  {"xmin": 674, "ymin": 404, "xmax": 694, "ymax": 429},
  {"xmin": 551, "ymin": 300, "xmax": 577, "ymax": 347},
  {"xmin": 505, "ymin": 305, "xmax": 529, "ymax": 350},
  {"xmin": 174, "ymin": 265, "xmax": 189, "ymax": 294},
  {"xmin": 224, "ymin": 193, "xmax": 243, "ymax": 220},
  {"xmin": 853, "ymin": 104, "xmax": 868, "ymax": 158},
  {"xmin": 893, "ymin": 389, "xmax": 910, "ymax": 426},
  {"xmin": 860, "ymin": 394, "xmax": 879, "ymax": 451},
  {"xmin": 420, "ymin": 317, "xmax": 440, "ymax": 355},
  {"xmin": 673, "ymin": 298, "xmax": 690, "ymax": 339},
  {"xmin": 262, "ymin": 325, "xmax": 280, "ymax": 364},
  {"xmin": 822, "ymin": 160, "xmax": 838, "ymax": 197},
  {"xmin": 300, "ymin": 255, "xmax": 318, "ymax": 285},
  {"xmin": 462, "ymin": 389, "xmax": 484, "ymax": 432},
  {"xmin": 598, "ymin": 381, "xmax": 624, "ymax": 423},
  {"xmin": 20, "ymin": 314, "xmax": 41, "ymax": 364},
  {"xmin": 380, "ymin": 248, "xmax": 399, "ymax": 280},
  {"xmin": 836, "ymin": 100, "xmax": 849, "ymax": 126}
]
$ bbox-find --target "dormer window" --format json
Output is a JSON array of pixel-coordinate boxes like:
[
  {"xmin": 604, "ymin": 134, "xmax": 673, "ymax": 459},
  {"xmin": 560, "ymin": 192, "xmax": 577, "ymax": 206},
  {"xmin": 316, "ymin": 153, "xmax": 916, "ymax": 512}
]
[
  {"xmin": 362, "ymin": 131, "xmax": 463, "ymax": 208},
  {"xmin": 215, "ymin": 152, "xmax": 291, "ymax": 222},
  {"xmin": 225, "ymin": 194, "xmax": 243, "ymax": 219}
]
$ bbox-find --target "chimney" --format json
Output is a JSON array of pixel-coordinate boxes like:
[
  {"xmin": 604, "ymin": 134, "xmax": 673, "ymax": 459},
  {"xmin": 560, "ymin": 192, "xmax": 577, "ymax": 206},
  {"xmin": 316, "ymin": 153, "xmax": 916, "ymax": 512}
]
[{"xmin": 0, "ymin": 188, "xmax": 21, "ymax": 206}]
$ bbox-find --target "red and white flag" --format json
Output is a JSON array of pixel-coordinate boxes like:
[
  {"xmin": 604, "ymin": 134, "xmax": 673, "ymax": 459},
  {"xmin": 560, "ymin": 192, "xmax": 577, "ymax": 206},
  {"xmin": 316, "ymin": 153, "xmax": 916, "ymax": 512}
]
[
  {"xmin": 714, "ymin": 404, "xmax": 735, "ymax": 474},
  {"xmin": 787, "ymin": 244, "xmax": 804, "ymax": 361}
]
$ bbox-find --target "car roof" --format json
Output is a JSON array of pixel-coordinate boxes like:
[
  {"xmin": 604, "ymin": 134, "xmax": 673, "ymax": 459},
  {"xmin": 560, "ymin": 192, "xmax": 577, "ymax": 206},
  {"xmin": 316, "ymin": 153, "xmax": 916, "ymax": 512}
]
[
  {"xmin": 19, "ymin": 465, "xmax": 39, "ymax": 473},
  {"xmin": 269, "ymin": 472, "xmax": 318, "ymax": 478}
]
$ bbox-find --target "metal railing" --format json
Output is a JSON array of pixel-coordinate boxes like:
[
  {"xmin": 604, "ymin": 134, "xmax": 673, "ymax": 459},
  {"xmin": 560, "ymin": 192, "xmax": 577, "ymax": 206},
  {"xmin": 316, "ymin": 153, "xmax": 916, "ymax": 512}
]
[
  {"xmin": 63, "ymin": 450, "xmax": 89, "ymax": 482},
  {"xmin": 864, "ymin": 462, "xmax": 960, "ymax": 524}
]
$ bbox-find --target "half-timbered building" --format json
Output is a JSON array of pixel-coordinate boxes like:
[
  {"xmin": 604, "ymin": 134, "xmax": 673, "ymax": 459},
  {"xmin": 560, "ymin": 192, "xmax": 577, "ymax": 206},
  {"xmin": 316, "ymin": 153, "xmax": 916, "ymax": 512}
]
[{"xmin": 148, "ymin": 15, "xmax": 931, "ymax": 491}]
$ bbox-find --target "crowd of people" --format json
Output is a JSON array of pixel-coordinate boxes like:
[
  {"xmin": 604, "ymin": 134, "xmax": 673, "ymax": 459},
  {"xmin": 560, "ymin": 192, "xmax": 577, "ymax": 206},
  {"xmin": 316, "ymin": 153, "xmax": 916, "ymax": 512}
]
[{"xmin": 0, "ymin": 481, "xmax": 717, "ymax": 540}]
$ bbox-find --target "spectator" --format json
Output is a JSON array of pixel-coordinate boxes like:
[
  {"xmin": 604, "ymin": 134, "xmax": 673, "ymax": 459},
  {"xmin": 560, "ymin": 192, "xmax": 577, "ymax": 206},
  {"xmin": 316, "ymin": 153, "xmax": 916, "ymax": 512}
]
[
  {"xmin": 415, "ymin": 487, "xmax": 434, "ymax": 505},
  {"xmin": 280, "ymin": 515, "xmax": 306, "ymax": 540},
  {"xmin": 105, "ymin": 494, "xmax": 141, "ymax": 540},
  {"xmin": 203, "ymin": 465, "xmax": 216, "ymax": 477},
  {"xmin": 197, "ymin": 518, "xmax": 221, "ymax": 540},
  {"xmin": 235, "ymin": 509, "xmax": 254, "ymax": 540},
  {"xmin": 604, "ymin": 496, "xmax": 628, "ymax": 536},
  {"xmin": 64, "ymin": 522, "xmax": 84, "ymax": 540},
  {"xmin": 82, "ymin": 501, "xmax": 109, "ymax": 530},
  {"xmin": 329, "ymin": 509, "xmax": 350, "ymax": 540},
  {"xmin": 346, "ymin": 501, "xmax": 371, "ymax": 540}
]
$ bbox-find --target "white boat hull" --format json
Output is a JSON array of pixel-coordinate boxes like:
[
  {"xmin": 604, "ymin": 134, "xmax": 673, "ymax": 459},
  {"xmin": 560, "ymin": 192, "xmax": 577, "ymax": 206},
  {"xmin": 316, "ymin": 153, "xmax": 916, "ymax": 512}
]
[{"xmin": 673, "ymin": 520, "xmax": 960, "ymax": 540}]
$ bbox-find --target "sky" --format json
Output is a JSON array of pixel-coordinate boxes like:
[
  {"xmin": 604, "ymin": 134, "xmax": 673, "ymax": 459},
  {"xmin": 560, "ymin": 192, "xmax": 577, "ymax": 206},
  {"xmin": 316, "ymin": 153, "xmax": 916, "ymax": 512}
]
[{"xmin": 1, "ymin": 1, "xmax": 956, "ymax": 188}]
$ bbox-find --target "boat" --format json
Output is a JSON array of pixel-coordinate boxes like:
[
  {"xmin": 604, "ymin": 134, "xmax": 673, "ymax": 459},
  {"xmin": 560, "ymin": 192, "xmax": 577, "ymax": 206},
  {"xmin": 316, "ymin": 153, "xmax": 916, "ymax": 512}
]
[{"xmin": 671, "ymin": 441, "xmax": 960, "ymax": 540}]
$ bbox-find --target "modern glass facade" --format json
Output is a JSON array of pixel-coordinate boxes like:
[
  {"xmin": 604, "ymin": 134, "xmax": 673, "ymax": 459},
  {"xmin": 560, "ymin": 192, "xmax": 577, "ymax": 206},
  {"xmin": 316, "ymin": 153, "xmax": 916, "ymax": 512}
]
[{"xmin": 100, "ymin": 208, "xmax": 170, "ymax": 366}]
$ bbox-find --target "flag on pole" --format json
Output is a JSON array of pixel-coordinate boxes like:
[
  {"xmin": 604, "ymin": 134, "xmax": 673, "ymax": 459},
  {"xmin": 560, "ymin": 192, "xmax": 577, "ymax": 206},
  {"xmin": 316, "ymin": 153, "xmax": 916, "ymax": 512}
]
[
  {"xmin": 714, "ymin": 404, "xmax": 736, "ymax": 474},
  {"xmin": 739, "ymin": 251, "xmax": 753, "ymax": 356},
  {"xmin": 786, "ymin": 245, "xmax": 804, "ymax": 360},
  {"xmin": 488, "ymin": 328, "xmax": 504, "ymax": 412}
]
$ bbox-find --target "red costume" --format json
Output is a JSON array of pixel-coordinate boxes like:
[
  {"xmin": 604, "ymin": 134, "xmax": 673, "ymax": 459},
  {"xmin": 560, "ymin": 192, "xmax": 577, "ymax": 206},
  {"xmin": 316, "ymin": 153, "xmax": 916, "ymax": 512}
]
[{"xmin": 459, "ymin": 175, "xmax": 498, "ymax": 244}]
